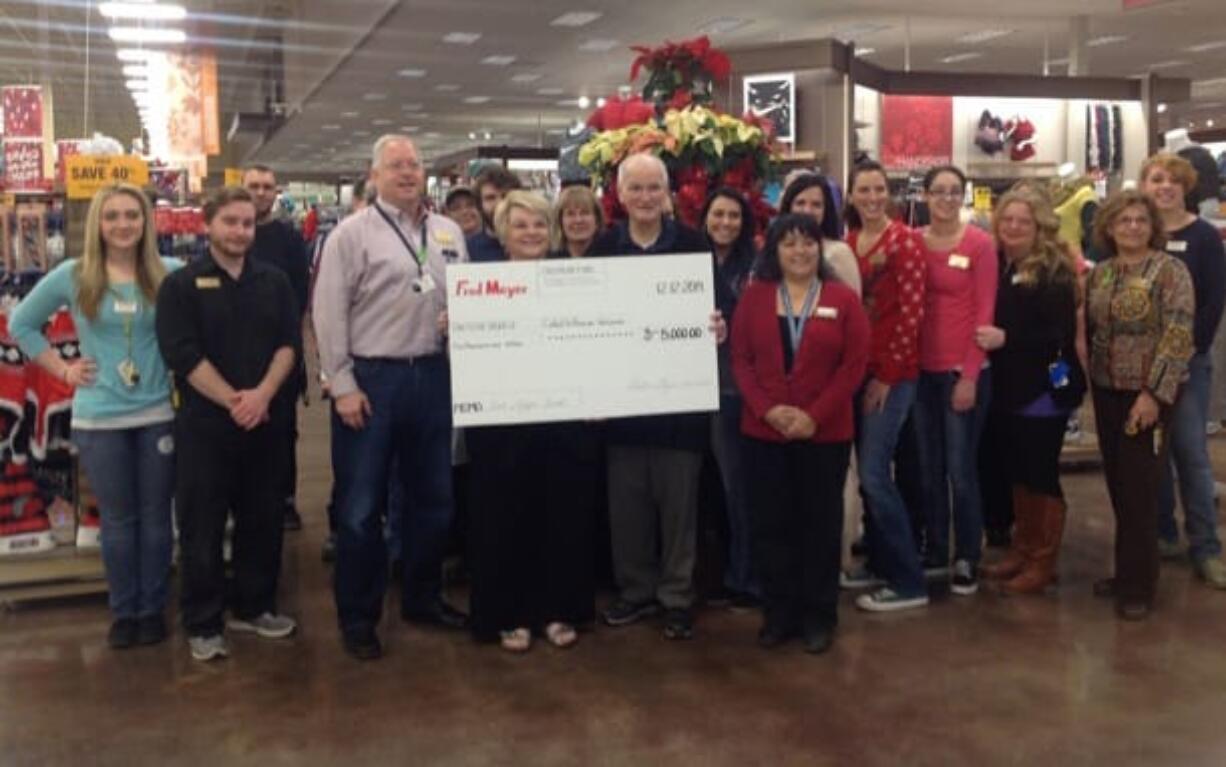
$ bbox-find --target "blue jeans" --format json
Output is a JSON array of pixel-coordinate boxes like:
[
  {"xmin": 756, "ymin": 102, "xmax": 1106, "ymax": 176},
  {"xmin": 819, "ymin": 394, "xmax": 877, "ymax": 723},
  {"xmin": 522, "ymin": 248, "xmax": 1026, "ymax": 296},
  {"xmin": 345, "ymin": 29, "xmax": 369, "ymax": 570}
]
[
  {"xmin": 857, "ymin": 380, "xmax": 925, "ymax": 597},
  {"xmin": 73, "ymin": 421, "xmax": 176, "ymax": 619},
  {"xmin": 713, "ymin": 394, "xmax": 757, "ymax": 596},
  {"xmin": 1158, "ymin": 353, "xmax": 1222, "ymax": 561},
  {"xmin": 332, "ymin": 357, "xmax": 454, "ymax": 634},
  {"xmin": 912, "ymin": 370, "xmax": 992, "ymax": 567}
]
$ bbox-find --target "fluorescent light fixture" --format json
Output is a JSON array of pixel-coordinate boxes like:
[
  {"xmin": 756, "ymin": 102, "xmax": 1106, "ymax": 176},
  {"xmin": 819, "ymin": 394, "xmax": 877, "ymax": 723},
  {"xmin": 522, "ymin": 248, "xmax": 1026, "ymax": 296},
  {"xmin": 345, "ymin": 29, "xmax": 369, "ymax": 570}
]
[
  {"xmin": 443, "ymin": 32, "xmax": 481, "ymax": 44},
  {"xmin": 321, "ymin": 124, "xmax": 341, "ymax": 131},
  {"xmin": 108, "ymin": 27, "xmax": 187, "ymax": 44},
  {"xmin": 463, "ymin": 96, "xmax": 491, "ymax": 104},
  {"xmin": 1087, "ymin": 35, "xmax": 1129, "ymax": 47},
  {"xmin": 550, "ymin": 12, "xmax": 602, "ymax": 27},
  {"xmin": 397, "ymin": 68, "xmax": 427, "ymax": 78},
  {"xmin": 400, "ymin": 103, "xmax": 424, "ymax": 111},
  {"xmin": 956, "ymin": 28, "xmax": 1013, "ymax": 44},
  {"xmin": 401, "ymin": 125, "xmax": 420, "ymax": 132},
  {"xmin": 697, "ymin": 17, "xmax": 749, "ymax": 36},
  {"xmin": 126, "ymin": 78, "xmax": 150, "ymax": 91},
  {"xmin": 1185, "ymin": 41, "xmax": 1226, "ymax": 53},
  {"xmin": 834, "ymin": 22, "xmax": 891, "ymax": 41},
  {"xmin": 341, "ymin": 111, "xmax": 360, "ymax": 118},
  {"xmin": 507, "ymin": 159, "xmax": 559, "ymax": 171},
  {"xmin": 372, "ymin": 118, "xmax": 393, "ymax": 126},
  {"xmin": 122, "ymin": 64, "xmax": 150, "ymax": 78},
  {"xmin": 578, "ymin": 39, "xmax": 619, "ymax": 52},
  {"xmin": 510, "ymin": 73, "xmax": 542, "ymax": 83},
  {"xmin": 557, "ymin": 99, "xmax": 580, "ymax": 107},
  {"xmin": 855, "ymin": 47, "xmax": 876, "ymax": 56},
  {"xmin": 353, "ymin": 130, "xmax": 372, "ymax": 137},
  {"xmin": 100, "ymin": 2, "xmax": 186, "ymax": 20},
  {"xmin": 939, "ymin": 52, "xmax": 984, "ymax": 64},
  {"xmin": 1149, "ymin": 60, "xmax": 1189, "ymax": 69},
  {"xmin": 537, "ymin": 87, "xmax": 564, "ymax": 95},
  {"xmin": 481, "ymin": 55, "xmax": 516, "ymax": 66},
  {"xmin": 435, "ymin": 84, "xmax": 461, "ymax": 92},
  {"xmin": 116, "ymin": 48, "xmax": 156, "ymax": 62}
]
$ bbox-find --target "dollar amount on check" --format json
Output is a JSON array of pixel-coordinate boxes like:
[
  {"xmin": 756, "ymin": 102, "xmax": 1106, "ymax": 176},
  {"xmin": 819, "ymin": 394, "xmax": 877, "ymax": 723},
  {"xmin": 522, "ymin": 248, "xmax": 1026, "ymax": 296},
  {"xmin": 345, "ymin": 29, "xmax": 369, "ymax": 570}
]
[{"xmin": 447, "ymin": 252, "xmax": 719, "ymax": 427}]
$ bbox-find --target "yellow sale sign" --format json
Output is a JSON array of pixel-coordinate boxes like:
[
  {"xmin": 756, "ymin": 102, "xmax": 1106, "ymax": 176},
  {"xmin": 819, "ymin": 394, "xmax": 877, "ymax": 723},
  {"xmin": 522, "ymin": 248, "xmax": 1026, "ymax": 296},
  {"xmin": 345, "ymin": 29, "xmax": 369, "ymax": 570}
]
[{"xmin": 65, "ymin": 155, "xmax": 150, "ymax": 199}]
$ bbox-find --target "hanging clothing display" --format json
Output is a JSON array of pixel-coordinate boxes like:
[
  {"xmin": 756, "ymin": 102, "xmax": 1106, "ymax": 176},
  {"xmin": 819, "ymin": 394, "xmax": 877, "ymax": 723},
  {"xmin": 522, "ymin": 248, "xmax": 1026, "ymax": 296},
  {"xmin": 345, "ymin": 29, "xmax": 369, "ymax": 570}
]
[{"xmin": 1085, "ymin": 104, "xmax": 1124, "ymax": 172}]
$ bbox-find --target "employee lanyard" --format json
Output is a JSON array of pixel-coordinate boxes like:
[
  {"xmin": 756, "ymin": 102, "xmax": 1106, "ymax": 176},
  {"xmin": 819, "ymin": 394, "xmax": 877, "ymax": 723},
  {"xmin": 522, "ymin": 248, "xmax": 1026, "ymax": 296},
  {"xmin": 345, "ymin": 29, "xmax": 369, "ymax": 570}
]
[
  {"xmin": 374, "ymin": 203, "xmax": 428, "ymax": 275},
  {"xmin": 780, "ymin": 279, "xmax": 822, "ymax": 355}
]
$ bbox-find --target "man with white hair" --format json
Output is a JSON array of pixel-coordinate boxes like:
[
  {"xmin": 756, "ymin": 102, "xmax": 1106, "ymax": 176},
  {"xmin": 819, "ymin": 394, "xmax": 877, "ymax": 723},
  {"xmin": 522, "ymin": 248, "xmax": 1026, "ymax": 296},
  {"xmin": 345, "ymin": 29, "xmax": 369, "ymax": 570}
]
[
  {"xmin": 313, "ymin": 134, "xmax": 469, "ymax": 660},
  {"xmin": 591, "ymin": 152, "xmax": 727, "ymax": 640}
]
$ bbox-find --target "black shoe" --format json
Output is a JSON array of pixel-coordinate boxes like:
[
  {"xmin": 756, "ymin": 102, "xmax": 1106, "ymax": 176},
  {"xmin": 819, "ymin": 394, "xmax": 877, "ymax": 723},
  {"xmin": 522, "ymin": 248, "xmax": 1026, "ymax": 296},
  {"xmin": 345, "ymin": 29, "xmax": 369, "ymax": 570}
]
[
  {"xmin": 108, "ymin": 618, "xmax": 139, "ymax": 650},
  {"xmin": 343, "ymin": 630, "xmax": 382, "ymax": 661},
  {"xmin": 985, "ymin": 528, "xmax": 1012, "ymax": 548},
  {"xmin": 321, "ymin": 534, "xmax": 336, "ymax": 564},
  {"xmin": 662, "ymin": 608, "xmax": 694, "ymax": 640},
  {"xmin": 705, "ymin": 587, "xmax": 735, "ymax": 608},
  {"xmin": 730, "ymin": 591, "xmax": 762, "ymax": 611},
  {"xmin": 136, "ymin": 614, "xmax": 167, "ymax": 646},
  {"xmin": 802, "ymin": 627, "xmax": 835, "ymax": 655},
  {"xmin": 757, "ymin": 622, "xmax": 795, "ymax": 648},
  {"xmin": 602, "ymin": 599, "xmax": 661, "ymax": 627},
  {"xmin": 402, "ymin": 601, "xmax": 469, "ymax": 631},
  {"xmin": 283, "ymin": 505, "xmax": 303, "ymax": 531}
]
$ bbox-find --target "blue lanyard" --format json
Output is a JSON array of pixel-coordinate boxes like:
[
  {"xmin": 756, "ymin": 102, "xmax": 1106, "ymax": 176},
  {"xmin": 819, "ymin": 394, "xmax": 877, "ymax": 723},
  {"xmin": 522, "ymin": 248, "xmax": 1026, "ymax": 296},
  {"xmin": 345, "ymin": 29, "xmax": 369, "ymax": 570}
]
[{"xmin": 780, "ymin": 279, "xmax": 822, "ymax": 354}]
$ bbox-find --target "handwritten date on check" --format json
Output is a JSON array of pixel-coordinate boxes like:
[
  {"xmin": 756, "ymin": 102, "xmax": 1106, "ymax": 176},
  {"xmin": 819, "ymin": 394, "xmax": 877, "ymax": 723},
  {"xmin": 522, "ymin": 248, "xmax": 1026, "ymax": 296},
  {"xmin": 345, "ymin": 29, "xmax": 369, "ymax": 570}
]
[{"xmin": 446, "ymin": 253, "xmax": 720, "ymax": 427}]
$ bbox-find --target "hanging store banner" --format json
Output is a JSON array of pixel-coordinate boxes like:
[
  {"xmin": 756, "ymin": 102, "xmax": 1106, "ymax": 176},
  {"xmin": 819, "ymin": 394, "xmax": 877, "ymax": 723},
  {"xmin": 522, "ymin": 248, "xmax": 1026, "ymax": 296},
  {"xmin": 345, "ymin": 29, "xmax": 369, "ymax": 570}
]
[
  {"xmin": 55, "ymin": 140, "xmax": 88, "ymax": 185},
  {"xmin": 880, "ymin": 95, "xmax": 954, "ymax": 171},
  {"xmin": 165, "ymin": 53, "xmax": 220, "ymax": 160},
  {"xmin": 1, "ymin": 87, "xmax": 45, "ymax": 140},
  {"xmin": 64, "ymin": 155, "xmax": 151, "ymax": 199},
  {"xmin": 3, "ymin": 141, "xmax": 45, "ymax": 191}
]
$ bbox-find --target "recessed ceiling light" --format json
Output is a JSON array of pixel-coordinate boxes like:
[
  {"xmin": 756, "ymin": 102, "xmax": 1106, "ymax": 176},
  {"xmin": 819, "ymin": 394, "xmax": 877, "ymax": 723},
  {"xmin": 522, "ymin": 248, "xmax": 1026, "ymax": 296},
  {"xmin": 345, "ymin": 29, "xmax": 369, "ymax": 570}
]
[
  {"xmin": 1087, "ymin": 35, "xmax": 1129, "ymax": 48},
  {"xmin": 537, "ymin": 87, "xmax": 564, "ymax": 95},
  {"xmin": 578, "ymin": 39, "xmax": 619, "ymax": 52},
  {"xmin": 435, "ymin": 84, "xmax": 461, "ymax": 92},
  {"xmin": 1209, "ymin": 119, "xmax": 1216, "ymax": 127},
  {"xmin": 108, "ymin": 27, "xmax": 187, "ymax": 44},
  {"xmin": 1157, "ymin": 103, "xmax": 1168, "ymax": 113},
  {"xmin": 577, "ymin": 96, "xmax": 592, "ymax": 108},
  {"xmin": 596, "ymin": 97, "xmax": 607, "ymax": 108},
  {"xmin": 443, "ymin": 32, "xmax": 481, "ymax": 45},
  {"xmin": 956, "ymin": 28, "xmax": 1013, "ymax": 44},
  {"xmin": 481, "ymin": 55, "xmax": 516, "ymax": 66},
  {"xmin": 463, "ymin": 96, "xmax": 491, "ymax": 104},
  {"xmin": 363, "ymin": 92, "xmax": 387, "ymax": 101},
  {"xmin": 855, "ymin": 47, "xmax": 876, "ymax": 56},
  {"xmin": 550, "ymin": 12, "xmax": 602, "ymax": 27},
  {"xmin": 696, "ymin": 17, "xmax": 749, "ymax": 36},
  {"xmin": 321, "ymin": 124, "xmax": 341, "ymax": 131},
  {"xmin": 939, "ymin": 52, "xmax": 984, "ymax": 64},
  {"xmin": 397, "ymin": 68, "xmax": 427, "ymax": 78}
]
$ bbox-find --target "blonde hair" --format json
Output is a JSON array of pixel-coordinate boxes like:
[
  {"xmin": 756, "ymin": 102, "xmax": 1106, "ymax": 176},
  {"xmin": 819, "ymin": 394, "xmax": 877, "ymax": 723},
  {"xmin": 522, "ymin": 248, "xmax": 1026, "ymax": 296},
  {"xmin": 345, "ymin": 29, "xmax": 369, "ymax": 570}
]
[
  {"xmin": 993, "ymin": 187, "xmax": 1077, "ymax": 288},
  {"xmin": 551, "ymin": 185, "xmax": 603, "ymax": 251},
  {"xmin": 493, "ymin": 190, "xmax": 552, "ymax": 247},
  {"xmin": 76, "ymin": 183, "xmax": 167, "ymax": 321},
  {"xmin": 1139, "ymin": 151, "xmax": 1198, "ymax": 192}
]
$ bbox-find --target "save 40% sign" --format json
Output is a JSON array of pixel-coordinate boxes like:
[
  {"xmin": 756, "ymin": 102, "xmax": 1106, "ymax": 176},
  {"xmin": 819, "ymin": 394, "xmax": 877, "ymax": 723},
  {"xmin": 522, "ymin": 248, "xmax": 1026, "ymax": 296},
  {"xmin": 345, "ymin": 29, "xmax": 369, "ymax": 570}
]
[{"xmin": 64, "ymin": 155, "xmax": 150, "ymax": 200}]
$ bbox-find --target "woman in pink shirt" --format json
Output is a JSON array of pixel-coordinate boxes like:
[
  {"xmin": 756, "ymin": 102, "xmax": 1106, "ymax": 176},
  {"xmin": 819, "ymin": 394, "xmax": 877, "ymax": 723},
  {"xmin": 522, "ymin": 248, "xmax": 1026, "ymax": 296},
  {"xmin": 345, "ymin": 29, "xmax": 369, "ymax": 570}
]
[{"xmin": 912, "ymin": 165, "xmax": 998, "ymax": 595}]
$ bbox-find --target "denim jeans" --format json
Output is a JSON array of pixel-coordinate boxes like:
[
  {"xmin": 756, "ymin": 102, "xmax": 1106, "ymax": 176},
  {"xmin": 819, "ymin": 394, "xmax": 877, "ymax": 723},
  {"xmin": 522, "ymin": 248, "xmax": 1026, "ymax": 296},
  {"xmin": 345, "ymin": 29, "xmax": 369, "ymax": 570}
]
[
  {"xmin": 856, "ymin": 380, "xmax": 926, "ymax": 597},
  {"xmin": 332, "ymin": 356, "xmax": 454, "ymax": 634},
  {"xmin": 912, "ymin": 369, "xmax": 992, "ymax": 567},
  {"xmin": 73, "ymin": 421, "xmax": 176, "ymax": 619},
  {"xmin": 712, "ymin": 394, "xmax": 757, "ymax": 596},
  {"xmin": 1158, "ymin": 353, "xmax": 1222, "ymax": 562}
]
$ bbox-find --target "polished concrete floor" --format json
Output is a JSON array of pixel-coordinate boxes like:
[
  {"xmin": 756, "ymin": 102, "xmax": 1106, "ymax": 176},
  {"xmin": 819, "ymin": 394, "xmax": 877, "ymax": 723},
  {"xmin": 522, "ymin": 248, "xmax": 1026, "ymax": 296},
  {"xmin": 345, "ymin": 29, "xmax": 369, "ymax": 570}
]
[{"xmin": 4, "ymin": 400, "xmax": 1226, "ymax": 767}]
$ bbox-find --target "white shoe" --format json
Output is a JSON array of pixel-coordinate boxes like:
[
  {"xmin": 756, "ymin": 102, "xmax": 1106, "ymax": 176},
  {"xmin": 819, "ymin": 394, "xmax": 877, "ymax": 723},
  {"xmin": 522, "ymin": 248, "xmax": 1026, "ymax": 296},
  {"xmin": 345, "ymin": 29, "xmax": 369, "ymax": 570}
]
[
  {"xmin": 227, "ymin": 612, "xmax": 297, "ymax": 639},
  {"xmin": 189, "ymin": 634, "xmax": 230, "ymax": 662},
  {"xmin": 856, "ymin": 587, "xmax": 930, "ymax": 612}
]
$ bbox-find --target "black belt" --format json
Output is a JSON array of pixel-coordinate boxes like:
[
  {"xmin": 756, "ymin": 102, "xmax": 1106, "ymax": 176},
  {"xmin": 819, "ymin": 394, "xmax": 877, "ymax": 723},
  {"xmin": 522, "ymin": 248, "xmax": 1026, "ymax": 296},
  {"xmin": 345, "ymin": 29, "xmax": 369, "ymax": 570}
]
[{"xmin": 353, "ymin": 353, "xmax": 444, "ymax": 365}]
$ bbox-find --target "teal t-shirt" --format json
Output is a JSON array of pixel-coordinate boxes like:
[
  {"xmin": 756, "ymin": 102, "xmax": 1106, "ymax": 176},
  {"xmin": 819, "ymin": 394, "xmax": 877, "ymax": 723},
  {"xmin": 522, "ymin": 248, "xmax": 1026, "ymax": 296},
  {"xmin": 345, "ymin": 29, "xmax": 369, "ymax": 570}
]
[{"xmin": 11, "ymin": 257, "xmax": 183, "ymax": 422}]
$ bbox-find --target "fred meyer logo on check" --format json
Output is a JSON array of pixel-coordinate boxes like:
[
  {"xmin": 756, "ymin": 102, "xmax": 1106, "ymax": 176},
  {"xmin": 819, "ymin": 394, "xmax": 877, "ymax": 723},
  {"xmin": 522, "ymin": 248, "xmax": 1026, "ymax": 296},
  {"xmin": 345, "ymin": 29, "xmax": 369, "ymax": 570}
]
[{"xmin": 454, "ymin": 279, "xmax": 529, "ymax": 299}]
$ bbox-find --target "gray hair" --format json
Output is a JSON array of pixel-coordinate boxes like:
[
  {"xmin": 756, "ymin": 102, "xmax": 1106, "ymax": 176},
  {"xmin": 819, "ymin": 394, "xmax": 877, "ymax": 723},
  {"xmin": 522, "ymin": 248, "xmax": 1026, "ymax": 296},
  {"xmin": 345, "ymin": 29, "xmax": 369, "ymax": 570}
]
[
  {"xmin": 617, "ymin": 152, "xmax": 669, "ymax": 189},
  {"xmin": 371, "ymin": 133, "xmax": 418, "ymax": 167}
]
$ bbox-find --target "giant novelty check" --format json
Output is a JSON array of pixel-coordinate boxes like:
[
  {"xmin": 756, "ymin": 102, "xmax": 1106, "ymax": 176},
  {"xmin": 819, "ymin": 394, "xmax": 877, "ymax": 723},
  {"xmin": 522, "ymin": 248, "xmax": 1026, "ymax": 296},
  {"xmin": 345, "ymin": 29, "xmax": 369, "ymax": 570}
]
[{"xmin": 447, "ymin": 253, "xmax": 719, "ymax": 427}]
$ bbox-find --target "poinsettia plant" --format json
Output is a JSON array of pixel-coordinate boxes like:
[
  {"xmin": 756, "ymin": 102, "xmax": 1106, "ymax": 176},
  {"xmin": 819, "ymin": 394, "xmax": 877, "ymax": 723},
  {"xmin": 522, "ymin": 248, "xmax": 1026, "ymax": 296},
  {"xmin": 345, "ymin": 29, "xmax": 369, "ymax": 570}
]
[{"xmin": 579, "ymin": 36, "xmax": 781, "ymax": 232}]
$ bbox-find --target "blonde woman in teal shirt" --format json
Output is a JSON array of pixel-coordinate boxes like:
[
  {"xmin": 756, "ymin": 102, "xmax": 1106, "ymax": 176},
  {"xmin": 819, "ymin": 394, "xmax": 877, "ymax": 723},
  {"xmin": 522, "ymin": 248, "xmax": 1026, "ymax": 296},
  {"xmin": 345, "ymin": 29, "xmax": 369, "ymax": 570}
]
[{"xmin": 12, "ymin": 183, "xmax": 180, "ymax": 650}]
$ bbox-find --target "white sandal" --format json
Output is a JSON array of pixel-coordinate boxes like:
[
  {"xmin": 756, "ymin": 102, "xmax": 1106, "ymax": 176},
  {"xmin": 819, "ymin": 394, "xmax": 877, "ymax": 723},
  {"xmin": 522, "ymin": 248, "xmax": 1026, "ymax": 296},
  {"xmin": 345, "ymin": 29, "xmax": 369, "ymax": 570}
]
[
  {"xmin": 544, "ymin": 622, "xmax": 578, "ymax": 649},
  {"xmin": 499, "ymin": 627, "xmax": 532, "ymax": 653}
]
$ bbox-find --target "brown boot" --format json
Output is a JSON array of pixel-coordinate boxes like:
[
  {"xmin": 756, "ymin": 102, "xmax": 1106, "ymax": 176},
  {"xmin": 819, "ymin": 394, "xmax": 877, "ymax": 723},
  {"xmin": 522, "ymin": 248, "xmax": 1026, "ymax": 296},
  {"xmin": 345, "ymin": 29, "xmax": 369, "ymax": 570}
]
[
  {"xmin": 1002, "ymin": 494, "xmax": 1066, "ymax": 595},
  {"xmin": 981, "ymin": 486, "xmax": 1033, "ymax": 580}
]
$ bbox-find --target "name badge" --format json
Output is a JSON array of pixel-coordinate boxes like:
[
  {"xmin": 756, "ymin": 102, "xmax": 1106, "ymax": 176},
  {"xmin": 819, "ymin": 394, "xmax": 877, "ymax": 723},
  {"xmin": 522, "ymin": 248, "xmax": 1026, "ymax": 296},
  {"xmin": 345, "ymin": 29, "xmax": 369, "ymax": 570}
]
[
  {"xmin": 1011, "ymin": 273, "xmax": 1026, "ymax": 285},
  {"xmin": 1166, "ymin": 240, "xmax": 1188, "ymax": 253},
  {"xmin": 413, "ymin": 273, "xmax": 438, "ymax": 294},
  {"xmin": 948, "ymin": 254, "xmax": 970, "ymax": 270},
  {"xmin": 816, "ymin": 306, "xmax": 838, "ymax": 319},
  {"xmin": 113, "ymin": 300, "xmax": 138, "ymax": 315},
  {"xmin": 433, "ymin": 231, "xmax": 455, "ymax": 246},
  {"xmin": 195, "ymin": 277, "xmax": 221, "ymax": 289}
]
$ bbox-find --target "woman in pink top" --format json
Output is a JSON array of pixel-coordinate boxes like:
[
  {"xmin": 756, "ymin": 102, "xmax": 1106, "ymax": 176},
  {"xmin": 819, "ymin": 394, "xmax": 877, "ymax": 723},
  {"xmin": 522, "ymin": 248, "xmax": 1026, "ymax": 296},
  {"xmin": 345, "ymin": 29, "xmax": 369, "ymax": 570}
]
[{"xmin": 912, "ymin": 165, "xmax": 998, "ymax": 595}]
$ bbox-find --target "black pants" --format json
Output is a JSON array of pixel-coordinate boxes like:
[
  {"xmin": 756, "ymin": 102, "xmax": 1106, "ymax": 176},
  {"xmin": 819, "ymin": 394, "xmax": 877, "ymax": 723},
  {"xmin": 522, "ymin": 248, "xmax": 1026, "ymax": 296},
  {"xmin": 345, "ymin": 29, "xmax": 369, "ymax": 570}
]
[
  {"xmin": 1004, "ymin": 413, "xmax": 1068, "ymax": 498},
  {"xmin": 745, "ymin": 437, "xmax": 851, "ymax": 632},
  {"xmin": 1092, "ymin": 387, "xmax": 1171, "ymax": 606},
  {"xmin": 979, "ymin": 408, "xmax": 1014, "ymax": 534},
  {"xmin": 178, "ymin": 419, "xmax": 288, "ymax": 637},
  {"xmin": 466, "ymin": 422, "xmax": 598, "ymax": 640}
]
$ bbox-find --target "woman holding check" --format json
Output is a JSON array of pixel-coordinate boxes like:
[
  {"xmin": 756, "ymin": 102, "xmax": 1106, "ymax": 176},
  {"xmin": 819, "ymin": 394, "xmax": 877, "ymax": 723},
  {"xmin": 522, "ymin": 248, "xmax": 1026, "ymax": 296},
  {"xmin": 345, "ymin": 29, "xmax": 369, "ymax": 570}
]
[{"xmin": 731, "ymin": 214, "xmax": 869, "ymax": 654}]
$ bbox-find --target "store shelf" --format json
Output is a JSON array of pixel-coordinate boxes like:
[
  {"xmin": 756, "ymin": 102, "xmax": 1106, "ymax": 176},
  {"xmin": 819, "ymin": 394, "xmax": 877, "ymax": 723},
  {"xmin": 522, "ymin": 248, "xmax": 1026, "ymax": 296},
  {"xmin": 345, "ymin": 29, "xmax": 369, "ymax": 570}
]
[{"xmin": 0, "ymin": 547, "xmax": 106, "ymax": 608}]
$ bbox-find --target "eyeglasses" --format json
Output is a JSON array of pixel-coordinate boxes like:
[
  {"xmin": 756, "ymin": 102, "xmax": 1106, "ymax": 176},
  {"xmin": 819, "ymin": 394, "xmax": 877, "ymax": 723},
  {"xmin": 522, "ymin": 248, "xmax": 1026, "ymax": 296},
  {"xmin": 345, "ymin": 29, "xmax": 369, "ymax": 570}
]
[{"xmin": 927, "ymin": 187, "xmax": 963, "ymax": 199}]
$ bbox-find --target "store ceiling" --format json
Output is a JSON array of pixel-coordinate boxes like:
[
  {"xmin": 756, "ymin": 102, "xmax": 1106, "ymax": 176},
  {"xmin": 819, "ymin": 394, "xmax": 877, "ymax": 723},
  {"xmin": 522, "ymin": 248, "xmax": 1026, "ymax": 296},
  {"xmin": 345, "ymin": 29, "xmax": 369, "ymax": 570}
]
[{"xmin": 5, "ymin": 0, "xmax": 1226, "ymax": 176}]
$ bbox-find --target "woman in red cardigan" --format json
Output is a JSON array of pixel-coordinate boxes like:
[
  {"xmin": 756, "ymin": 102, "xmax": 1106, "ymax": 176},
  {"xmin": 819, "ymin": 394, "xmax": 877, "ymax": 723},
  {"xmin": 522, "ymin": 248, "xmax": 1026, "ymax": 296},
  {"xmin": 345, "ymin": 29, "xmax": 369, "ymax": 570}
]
[{"xmin": 732, "ymin": 214, "xmax": 869, "ymax": 654}]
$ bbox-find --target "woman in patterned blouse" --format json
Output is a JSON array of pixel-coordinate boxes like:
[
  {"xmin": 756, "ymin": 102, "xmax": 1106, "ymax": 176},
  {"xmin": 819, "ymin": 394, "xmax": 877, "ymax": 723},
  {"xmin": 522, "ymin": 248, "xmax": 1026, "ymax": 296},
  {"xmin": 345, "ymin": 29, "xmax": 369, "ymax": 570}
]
[
  {"xmin": 840, "ymin": 161, "xmax": 931, "ymax": 613},
  {"xmin": 1085, "ymin": 189, "xmax": 1195, "ymax": 621}
]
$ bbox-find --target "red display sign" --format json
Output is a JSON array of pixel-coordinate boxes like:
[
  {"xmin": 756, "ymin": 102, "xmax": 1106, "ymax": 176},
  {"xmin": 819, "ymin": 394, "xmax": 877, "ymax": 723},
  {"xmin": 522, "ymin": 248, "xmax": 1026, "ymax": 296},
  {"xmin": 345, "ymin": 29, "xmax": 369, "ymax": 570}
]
[
  {"xmin": 2, "ymin": 86, "xmax": 44, "ymax": 139},
  {"xmin": 3, "ymin": 141, "xmax": 45, "ymax": 191},
  {"xmin": 880, "ymin": 95, "xmax": 954, "ymax": 171}
]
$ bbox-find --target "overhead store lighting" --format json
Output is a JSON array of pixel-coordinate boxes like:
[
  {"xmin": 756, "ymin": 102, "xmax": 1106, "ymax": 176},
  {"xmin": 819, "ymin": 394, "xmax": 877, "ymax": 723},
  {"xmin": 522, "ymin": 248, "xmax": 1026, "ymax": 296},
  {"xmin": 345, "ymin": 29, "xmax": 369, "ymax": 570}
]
[
  {"xmin": 116, "ymin": 48, "xmax": 157, "ymax": 62},
  {"xmin": 109, "ymin": 27, "xmax": 187, "ymax": 44},
  {"xmin": 939, "ymin": 52, "xmax": 984, "ymax": 64},
  {"xmin": 126, "ymin": 78, "xmax": 150, "ymax": 91},
  {"xmin": 100, "ymin": 2, "xmax": 187, "ymax": 20},
  {"xmin": 1087, "ymin": 35, "xmax": 1129, "ymax": 47},
  {"xmin": 956, "ymin": 28, "xmax": 1014, "ymax": 44},
  {"xmin": 122, "ymin": 64, "xmax": 150, "ymax": 78},
  {"xmin": 550, "ymin": 12, "xmax": 602, "ymax": 27}
]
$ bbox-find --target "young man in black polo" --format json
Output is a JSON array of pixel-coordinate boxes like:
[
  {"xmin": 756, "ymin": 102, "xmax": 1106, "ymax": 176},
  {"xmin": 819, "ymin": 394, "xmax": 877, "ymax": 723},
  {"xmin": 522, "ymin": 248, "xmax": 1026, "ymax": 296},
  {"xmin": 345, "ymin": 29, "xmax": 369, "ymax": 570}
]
[
  {"xmin": 156, "ymin": 186, "xmax": 300, "ymax": 662},
  {"xmin": 242, "ymin": 164, "xmax": 309, "ymax": 531}
]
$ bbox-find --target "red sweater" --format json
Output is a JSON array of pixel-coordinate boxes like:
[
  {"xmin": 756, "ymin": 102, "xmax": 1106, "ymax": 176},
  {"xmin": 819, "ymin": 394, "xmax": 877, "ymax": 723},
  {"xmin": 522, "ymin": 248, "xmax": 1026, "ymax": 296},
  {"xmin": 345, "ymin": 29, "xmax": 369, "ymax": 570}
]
[
  {"xmin": 731, "ymin": 279, "xmax": 869, "ymax": 443},
  {"xmin": 918, "ymin": 225, "xmax": 998, "ymax": 380},
  {"xmin": 847, "ymin": 221, "xmax": 926, "ymax": 384}
]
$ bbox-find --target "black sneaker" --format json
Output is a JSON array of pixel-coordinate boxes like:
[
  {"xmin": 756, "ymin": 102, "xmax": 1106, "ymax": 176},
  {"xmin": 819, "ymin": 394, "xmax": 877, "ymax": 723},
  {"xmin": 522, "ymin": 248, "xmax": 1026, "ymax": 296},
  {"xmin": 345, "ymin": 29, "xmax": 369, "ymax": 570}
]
[
  {"xmin": 802, "ymin": 626, "xmax": 835, "ymax": 655},
  {"xmin": 136, "ymin": 614, "xmax": 168, "ymax": 646},
  {"xmin": 343, "ymin": 630, "xmax": 383, "ymax": 661},
  {"xmin": 662, "ymin": 608, "xmax": 694, "ymax": 640},
  {"xmin": 283, "ymin": 505, "xmax": 303, "ymax": 531},
  {"xmin": 107, "ymin": 618, "xmax": 139, "ymax": 650},
  {"xmin": 950, "ymin": 559, "xmax": 979, "ymax": 596},
  {"xmin": 602, "ymin": 599, "xmax": 660, "ymax": 627}
]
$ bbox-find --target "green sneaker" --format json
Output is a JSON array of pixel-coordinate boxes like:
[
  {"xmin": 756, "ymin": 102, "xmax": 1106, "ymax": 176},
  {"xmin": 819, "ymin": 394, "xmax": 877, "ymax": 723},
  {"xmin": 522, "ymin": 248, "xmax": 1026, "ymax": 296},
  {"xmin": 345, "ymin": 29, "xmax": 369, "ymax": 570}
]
[{"xmin": 1196, "ymin": 557, "xmax": 1226, "ymax": 589}]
